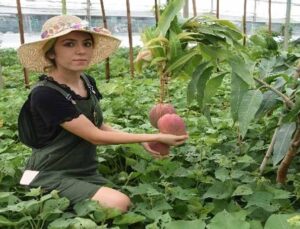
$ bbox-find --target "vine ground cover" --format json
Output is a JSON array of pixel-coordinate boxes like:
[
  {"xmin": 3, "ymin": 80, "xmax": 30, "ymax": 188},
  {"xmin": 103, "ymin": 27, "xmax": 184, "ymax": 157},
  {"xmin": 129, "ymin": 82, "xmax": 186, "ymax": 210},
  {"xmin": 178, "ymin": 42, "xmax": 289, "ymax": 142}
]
[{"xmin": 0, "ymin": 48, "xmax": 300, "ymax": 228}]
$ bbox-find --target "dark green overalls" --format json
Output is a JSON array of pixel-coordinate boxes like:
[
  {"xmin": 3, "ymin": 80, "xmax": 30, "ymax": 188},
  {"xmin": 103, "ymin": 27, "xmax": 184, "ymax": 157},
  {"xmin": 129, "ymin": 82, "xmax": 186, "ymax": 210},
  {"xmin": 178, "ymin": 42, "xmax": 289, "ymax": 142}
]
[{"xmin": 19, "ymin": 75, "xmax": 108, "ymax": 204}]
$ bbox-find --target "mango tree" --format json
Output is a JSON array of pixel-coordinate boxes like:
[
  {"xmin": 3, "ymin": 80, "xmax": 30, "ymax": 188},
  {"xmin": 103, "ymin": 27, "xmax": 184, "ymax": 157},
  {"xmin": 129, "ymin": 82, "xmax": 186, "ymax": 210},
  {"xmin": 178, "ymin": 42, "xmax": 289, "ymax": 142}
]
[{"xmin": 135, "ymin": 0, "xmax": 300, "ymax": 184}]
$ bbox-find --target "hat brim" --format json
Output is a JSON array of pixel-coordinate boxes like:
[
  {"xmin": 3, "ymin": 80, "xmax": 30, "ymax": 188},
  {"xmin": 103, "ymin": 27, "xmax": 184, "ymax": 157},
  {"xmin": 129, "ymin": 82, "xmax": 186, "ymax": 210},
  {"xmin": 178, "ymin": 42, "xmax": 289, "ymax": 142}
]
[{"xmin": 17, "ymin": 28, "xmax": 121, "ymax": 72}]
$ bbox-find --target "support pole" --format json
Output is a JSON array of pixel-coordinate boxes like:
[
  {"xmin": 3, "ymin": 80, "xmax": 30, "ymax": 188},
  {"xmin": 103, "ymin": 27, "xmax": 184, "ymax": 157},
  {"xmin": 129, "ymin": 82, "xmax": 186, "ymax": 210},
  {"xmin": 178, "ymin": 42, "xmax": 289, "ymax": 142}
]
[
  {"xmin": 16, "ymin": 0, "xmax": 30, "ymax": 89},
  {"xmin": 126, "ymin": 0, "xmax": 134, "ymax": 79},
  {"xmin": 99, "ymin": 0, "xmax": 111, "ymax": 82}
]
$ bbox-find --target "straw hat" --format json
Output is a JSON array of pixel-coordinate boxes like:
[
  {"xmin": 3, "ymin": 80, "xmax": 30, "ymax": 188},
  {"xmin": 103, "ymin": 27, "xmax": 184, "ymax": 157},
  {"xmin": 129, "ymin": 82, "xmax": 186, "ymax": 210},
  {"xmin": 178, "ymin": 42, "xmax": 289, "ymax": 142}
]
[{"xmin": 17, "ymin": 15, "xmax": 121, "ymax": 72}]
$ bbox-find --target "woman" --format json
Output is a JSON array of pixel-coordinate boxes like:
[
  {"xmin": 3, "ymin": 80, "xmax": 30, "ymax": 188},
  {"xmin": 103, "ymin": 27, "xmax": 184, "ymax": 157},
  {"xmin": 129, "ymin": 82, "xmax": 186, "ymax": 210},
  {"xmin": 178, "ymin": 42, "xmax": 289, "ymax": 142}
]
[{"xmin": 17, "ymin": 15, "xmax": 188, "ymax": 212}]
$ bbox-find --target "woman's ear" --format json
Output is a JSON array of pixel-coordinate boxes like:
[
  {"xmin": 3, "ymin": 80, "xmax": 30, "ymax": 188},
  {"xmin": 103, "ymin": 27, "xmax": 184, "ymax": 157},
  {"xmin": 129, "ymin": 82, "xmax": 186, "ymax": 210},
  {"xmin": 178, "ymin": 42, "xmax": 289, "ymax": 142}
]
[{"xmin": 48, "ymin": 53, "xmax": 55, "ymax": 59}]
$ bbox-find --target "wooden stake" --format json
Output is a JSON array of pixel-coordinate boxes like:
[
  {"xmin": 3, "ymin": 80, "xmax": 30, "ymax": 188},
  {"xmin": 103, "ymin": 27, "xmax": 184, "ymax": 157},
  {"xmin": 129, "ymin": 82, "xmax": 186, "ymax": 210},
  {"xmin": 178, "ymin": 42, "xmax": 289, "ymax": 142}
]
[
  {"xmin": 192, "ymin": 0, "xmax": 197, "ymax": 17},
  {"xmin": 16, "ymin": 0, "xmax": 30, "ymax": 89},
  {"xmin": 216, "ymin": 0, "xmax": 220, "ymax": 19},
  {"xmin": 243, "ymin": 0, "xmax": 247, "ymax": 46},
  {"xmin": 126, "ymin": 0, "xmax": 134, "ymax": 79},
  {"xmin": 154, "ymin": 0, "xmax": 159, "ymax": 27},
  {"xmin": 99, "ymin": 0, "xmax": 111, "ymax": 82}
]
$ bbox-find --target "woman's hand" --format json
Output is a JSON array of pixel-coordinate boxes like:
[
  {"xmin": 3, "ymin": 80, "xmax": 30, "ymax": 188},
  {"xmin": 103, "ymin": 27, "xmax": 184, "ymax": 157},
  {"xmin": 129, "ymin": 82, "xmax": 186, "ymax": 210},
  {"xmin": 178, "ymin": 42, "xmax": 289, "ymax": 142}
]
[
  {"xmin": 156, "ymin": 133, "xmax": 188, "ymax": 146},
  {"xmin": 141, "ymin": 142, "xmax": 168, "ymax": 159}
]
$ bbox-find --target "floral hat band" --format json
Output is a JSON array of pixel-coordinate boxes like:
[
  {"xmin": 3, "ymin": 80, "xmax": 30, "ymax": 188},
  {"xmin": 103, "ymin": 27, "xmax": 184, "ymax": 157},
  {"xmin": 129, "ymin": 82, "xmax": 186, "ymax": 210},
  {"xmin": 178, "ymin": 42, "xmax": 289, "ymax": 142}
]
[
  {"xmin": 17, "ymin": 15, "xmax": 121, "ymax": 72},
  {"xmin": 41, "ymin": 20, "xmax": 111, "ymax": 39}
]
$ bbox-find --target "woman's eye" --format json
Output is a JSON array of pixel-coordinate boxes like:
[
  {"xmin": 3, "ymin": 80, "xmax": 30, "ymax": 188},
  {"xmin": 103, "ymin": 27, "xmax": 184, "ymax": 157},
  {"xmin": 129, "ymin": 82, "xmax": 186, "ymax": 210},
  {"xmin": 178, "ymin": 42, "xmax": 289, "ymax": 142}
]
[
  {"xmin": 63, "ymin": 42, "xmax": 75, "ymax": 47},
  {"xmin": 84, "ymin": 41, "xmax": 93, "ymax": 47}
]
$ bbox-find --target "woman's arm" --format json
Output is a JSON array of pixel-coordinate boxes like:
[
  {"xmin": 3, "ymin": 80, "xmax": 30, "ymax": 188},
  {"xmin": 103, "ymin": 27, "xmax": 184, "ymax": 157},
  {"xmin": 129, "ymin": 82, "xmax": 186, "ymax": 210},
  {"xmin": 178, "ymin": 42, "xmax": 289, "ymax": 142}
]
[{"xmin": 61, "ymin": 114, "xmax": 188, "ymax": 146}]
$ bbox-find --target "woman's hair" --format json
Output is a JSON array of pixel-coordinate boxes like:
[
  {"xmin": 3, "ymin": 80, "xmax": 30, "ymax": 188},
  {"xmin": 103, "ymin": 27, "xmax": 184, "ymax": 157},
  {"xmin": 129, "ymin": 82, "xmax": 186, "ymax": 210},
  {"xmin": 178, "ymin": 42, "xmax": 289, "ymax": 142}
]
[{"xmin": 43, "ymin": 39, "xmax": 57, "ymax": 72}]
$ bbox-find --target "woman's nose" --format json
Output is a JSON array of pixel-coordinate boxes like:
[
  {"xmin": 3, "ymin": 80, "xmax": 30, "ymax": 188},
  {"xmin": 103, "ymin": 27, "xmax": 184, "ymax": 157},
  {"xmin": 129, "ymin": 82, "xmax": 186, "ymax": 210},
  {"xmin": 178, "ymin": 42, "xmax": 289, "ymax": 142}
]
[{"xmin": 75, "ymin": 44, "xmax": 86, "ymax": 54}]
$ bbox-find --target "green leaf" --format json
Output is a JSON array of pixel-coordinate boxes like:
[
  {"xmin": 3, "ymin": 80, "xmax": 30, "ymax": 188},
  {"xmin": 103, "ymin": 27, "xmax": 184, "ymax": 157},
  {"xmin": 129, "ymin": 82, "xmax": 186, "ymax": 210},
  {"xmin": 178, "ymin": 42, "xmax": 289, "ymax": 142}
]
[
  {"xmin": 230, "ymin": 72, "xmax": 249, "ymax": 122},
  {"xmin": 245, "ymin": 191, "xmax": 279, "ymax": 212},
  {"xmin": 169, "ymin": 30, "xmax": 183, "ymax": 63},
  {"xmin": 196, "ymin": 66, "xmax": 214, "ymax": 108},
  {"xmin": 155, "ymin": 0, "xmax": 186, "ymax": 36},
  {"xmin": 113, "ymin": 212, "xmax": 145, "ymax": 225},
  {"xmin": 238, "ymin": 90, "xmax": 263, "ymax": 138},
  {"xmin": 187, "ymin": 62, "xmax": 209, "ymax": 104},
  {"xmin": 264, "ymin": 214, "xmax": 299, "ymax": 229},
  {"xmin": 203, "ymin": 181, "xmax": 234, "ymax": 199},
  {"xmin": 0, "ymin": 215, "xmax": 32, "ymax": 227},
  {"xmin": 125, "ymin": 183, "xmax": 162, "ymax": 196},
  {"xmin": 232, "ymin": 184, "xmax": 253, "ymax": 196},
  {"xmin": 203, "ymin": 72, "xmax": 227, "ymax": 104},
  {"xmin": 166, "ymin": 49, "xmax": 200, "ymax": 74},
  {"xmin": 71, "ymin": 217, "xmax": 98, "ymax": 228},
  {"xmin": 169, "ymin": 186, "xmax": 196, "ymax": 200},
  {"xmin": 273, "ymin": 122, "xmax": 296, "ymax": 166},
  {"xmin": 215, "ymin": 167, "xmax": 230, "ymax": 182},
  {"xmin": 165, "ymin": 219, "xmax": 206, "ymax": 229},
  {"xmin": 229, "ymin": 55, "xmax": 255, "ymax": 86},
  {"xmin": 207, "ymin": 210, "xmax": 250, "ymax": 229}
]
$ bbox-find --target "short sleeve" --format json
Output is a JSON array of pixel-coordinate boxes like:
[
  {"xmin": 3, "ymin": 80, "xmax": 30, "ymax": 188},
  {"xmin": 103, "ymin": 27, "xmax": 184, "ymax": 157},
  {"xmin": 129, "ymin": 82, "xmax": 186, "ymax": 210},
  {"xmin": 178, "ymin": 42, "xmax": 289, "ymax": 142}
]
[{"xmin": 31, "ymin": 86, "xmax": 81, "ymax": 127}]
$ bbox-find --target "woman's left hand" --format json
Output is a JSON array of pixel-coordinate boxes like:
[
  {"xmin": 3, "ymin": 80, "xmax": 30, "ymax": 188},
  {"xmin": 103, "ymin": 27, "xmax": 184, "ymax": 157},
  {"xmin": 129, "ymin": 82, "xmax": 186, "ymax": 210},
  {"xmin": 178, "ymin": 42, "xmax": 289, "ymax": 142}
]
[{"xmin": 141, "ymin": 142, "xmax": 168, "ymax": 159}]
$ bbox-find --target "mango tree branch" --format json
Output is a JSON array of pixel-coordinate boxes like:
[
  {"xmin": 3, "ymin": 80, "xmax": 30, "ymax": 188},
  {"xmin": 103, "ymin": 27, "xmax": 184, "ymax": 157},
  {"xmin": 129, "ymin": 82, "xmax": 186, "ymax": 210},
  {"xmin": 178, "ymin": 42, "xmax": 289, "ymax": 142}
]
[
  {"xmin": 254, "ymin": 77, "xmax": 294, "ymax": 109},
  {"xmin": 276, "ymin": 116, "xmax": 300, "ymax": 184},
  {"xmin": 260, "ymin": 117, "xmax": 283, "ymax": 174}
]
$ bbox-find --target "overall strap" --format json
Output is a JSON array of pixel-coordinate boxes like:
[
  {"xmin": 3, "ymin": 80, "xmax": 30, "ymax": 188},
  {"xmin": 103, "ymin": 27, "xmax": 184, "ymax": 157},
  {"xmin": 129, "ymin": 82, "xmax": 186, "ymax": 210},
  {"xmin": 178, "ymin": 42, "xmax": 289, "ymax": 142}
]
[
  {"xmin": 80, "ymin": 74, "xmax": 97, "ymax": 96},
  {"xmin": 34, "ymin": 80, "xmax": 76, "ymax": 105}
]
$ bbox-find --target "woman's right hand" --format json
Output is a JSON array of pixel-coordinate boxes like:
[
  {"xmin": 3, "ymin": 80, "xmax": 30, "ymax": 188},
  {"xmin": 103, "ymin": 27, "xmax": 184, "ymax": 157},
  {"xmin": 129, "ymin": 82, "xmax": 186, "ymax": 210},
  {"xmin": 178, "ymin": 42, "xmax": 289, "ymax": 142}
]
[{"xmin": 156, "ymin": 133, "xmax": 188, "ymax": 146}]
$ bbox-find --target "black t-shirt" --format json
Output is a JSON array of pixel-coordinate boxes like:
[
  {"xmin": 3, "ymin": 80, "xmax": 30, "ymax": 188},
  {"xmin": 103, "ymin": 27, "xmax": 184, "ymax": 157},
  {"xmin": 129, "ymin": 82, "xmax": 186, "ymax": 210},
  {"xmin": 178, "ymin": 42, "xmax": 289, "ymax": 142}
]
[{"xmin": 29, "ymin": 74, "xmax": 102, "ymax": 148}]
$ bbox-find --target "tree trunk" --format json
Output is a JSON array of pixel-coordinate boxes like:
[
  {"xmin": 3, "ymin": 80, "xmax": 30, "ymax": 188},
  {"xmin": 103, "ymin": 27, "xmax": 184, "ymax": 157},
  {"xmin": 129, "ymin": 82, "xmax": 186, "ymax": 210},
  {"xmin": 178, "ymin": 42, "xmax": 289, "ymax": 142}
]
[
  {"xmin": 283, "ymin": 0, "xmax": 292, "ymax": 51},
  {"xmin": 277, "ymin": 117, "xmax": 300, "ymax": 184},
  {"xmin": 62, "ymin": 0, "xmax": 67, "ymax": 15},
  {"xmin": 126, "ymin": 0, "xmax": 134, "ymax": 79},
  {"xmin": 99, "ymin": 0, "xmax": 110, "ymax": 82}
]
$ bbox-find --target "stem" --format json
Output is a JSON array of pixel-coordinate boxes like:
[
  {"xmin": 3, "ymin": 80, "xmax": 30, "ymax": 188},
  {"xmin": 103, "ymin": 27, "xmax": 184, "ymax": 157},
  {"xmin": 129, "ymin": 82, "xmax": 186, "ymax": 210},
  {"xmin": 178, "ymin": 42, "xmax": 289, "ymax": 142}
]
[
  {"xmin": 276, "ymin": 116, "xmax": 300, "ymax": 184},
  {"xmin": 254, "ymin": 77, "xmax": 294, "ymax": 108},
  {"xmin": 259, "ymin": 117, "xmax": 282, "ymax": 174}
]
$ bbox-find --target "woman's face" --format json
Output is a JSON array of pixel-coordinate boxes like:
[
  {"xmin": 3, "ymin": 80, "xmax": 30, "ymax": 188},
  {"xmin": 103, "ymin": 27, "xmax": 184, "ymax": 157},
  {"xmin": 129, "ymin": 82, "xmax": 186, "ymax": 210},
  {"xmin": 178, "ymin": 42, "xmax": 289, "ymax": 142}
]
[{"xmin": 52, "ymin": 31, "xmax": 94, "ymax": 73}]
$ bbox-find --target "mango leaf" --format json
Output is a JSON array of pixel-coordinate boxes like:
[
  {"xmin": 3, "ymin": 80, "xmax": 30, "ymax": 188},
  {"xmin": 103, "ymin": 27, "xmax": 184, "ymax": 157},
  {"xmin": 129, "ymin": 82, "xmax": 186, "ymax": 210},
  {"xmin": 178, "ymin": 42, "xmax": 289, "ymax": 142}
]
[
  {"xmin": 113, "ymin": 212, "xmax": 146, "ymax": 225},
  {"xmin": 203, "ymin": 72, "xmax": 227, "ymax": 104},
  {"xmin": 229, "ymin": 55, "xmax": 255, "ymax": 86},
  {"xmin": 264, "ymin": 214, "xmax": 299, "ymax": 229},
  {"xmin": 169, "ymin": 30, "xmax": 183, "ymax": 63},
  {"xmin": 238, "ymin": 90, "xmax": 263, "ymax": 138},
  {"xmin": 255, "ymin": 90, "xmax": 280, "ymax": 119},
  {"xmin": 207, "ymin": 210, "xmax": 250, "ymax": 229},
  {"xmin": 202, "ymin": 181, "xmax": 234, "ymax": 199},
  {"xmin": 272, "ymin": 122, "xmax": 296, "ymax": 166},
  {"xmin": 155, "ymin": 0, "xmax": 185, "ymax": 36},
  {"xmin": 165, "ymin": 219, "xmax": 206, "ymax": 229},
  {"xmin": 230, "ymin": 72, "xmax": 249, "ymax": 122},
  {"xmin": 166, "ymin": 48, "xmax": 200, "ymax": 74},
  {"xmin": 187, "ymin": 62, "xmax": 210, "ymax": 104}
]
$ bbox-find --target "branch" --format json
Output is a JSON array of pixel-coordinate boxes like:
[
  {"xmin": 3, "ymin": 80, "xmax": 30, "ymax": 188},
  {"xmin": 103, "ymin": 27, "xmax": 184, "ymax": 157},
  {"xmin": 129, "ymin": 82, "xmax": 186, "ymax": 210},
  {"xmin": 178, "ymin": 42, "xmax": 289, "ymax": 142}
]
[
  {"xmin": 254, "ymin": 77, "xmax": 294, "ymax": 109},
  {"xmin": 259, "ymin": 118, "xmax": 283, "ymax": 174},
  {"xmin": 276, "ymin": 116, "xmax": 300, "ymax": 184}
]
